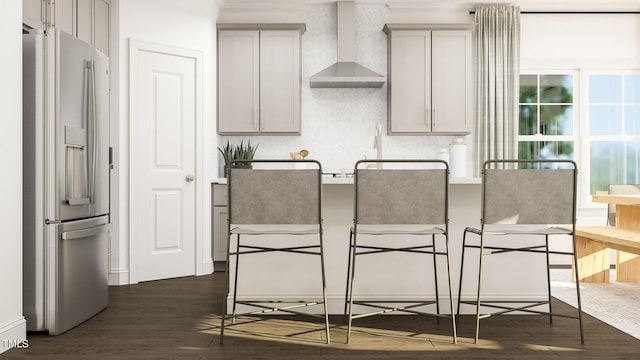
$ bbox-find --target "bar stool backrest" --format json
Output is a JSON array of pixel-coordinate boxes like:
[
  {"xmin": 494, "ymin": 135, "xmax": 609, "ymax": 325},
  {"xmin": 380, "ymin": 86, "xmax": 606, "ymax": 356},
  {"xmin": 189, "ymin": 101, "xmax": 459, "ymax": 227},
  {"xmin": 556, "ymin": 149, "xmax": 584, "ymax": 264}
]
[
  {"xmin": 355, "ymin": 160, "xmax": 447, "ymax": 225},
  {"xmin": 229, "ymin": 161, "xmax": 321, "ymax": 225},
  {"xmin": 482, "ymin": 160, "xmax": 577, "ymax": 226}
]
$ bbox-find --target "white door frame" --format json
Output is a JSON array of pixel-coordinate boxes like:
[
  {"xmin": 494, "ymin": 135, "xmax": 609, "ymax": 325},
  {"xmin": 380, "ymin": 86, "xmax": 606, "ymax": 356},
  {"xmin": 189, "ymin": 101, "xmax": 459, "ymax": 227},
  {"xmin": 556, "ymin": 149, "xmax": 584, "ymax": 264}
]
[{"xmin": 128, "ymin": 39, "xmax": 209, "ymax": 284}]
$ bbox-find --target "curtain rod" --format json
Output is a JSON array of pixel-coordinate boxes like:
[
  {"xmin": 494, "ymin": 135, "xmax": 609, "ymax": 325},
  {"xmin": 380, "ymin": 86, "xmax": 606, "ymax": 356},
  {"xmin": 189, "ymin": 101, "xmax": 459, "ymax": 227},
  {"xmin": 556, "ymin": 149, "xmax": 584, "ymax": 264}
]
[{"xmin": 469, "ymin": 11, "xmax": 640, "ymax": 15}]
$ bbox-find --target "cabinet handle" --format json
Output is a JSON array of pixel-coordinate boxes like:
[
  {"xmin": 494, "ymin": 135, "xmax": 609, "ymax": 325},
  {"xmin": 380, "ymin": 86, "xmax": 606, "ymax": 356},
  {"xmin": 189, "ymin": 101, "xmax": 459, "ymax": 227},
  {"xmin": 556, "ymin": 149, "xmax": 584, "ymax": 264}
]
[
  {"xmin": 253, "ymin": 108, "xmax": 258, "ymax": 130},
  {"xmin": 425, "ymin": 107, "xmax": 430, "ymax": 129},
  {"xmin": 260, "ymin": 107, "xmax": 264, "ymax": 131},
  {"xmin": 432, "ymin": 108, "xmax": 436, "ymax": 129},
  {"xmin": 45, "ymin": 0, "xmax": 55, "ymax": 27}
]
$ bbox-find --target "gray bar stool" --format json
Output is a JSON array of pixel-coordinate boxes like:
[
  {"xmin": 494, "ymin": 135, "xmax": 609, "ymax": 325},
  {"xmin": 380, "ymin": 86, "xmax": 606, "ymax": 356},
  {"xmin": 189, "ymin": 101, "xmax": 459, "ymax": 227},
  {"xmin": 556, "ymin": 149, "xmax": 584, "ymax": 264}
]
[
  {"xmin": 457, "ymin": 159, "xmax": 584, "ymax": 344},
  {"xmin": 220, "ymin": 159, "xmax": 330, "ymax": 344},
  {"xmin": 345, "ymin": 159, "xmax": 457, "ymax": 344}
]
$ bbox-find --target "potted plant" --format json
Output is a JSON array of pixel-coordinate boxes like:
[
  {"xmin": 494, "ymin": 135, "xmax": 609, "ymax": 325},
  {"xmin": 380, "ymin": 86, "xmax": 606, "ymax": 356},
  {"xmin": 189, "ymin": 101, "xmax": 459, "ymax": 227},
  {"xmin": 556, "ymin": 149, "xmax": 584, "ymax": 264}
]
[
  {"xmin": 217, "ymin": 140, "xmax": 234, "ymax": 170},
  {"xmin": 233, "ymin": 140, "xmax": 258, "ymax": 167},
  {"xmin": 217, "ymin": 140, "xmax": 258, "ymax": 177}
]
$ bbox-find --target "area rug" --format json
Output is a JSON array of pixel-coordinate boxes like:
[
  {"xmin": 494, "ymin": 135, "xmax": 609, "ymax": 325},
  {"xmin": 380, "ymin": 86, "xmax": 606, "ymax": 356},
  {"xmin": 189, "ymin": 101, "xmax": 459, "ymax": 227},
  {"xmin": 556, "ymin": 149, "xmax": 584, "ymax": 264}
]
[{"xmin": 551, "ymin": 268, "xmax": 640, "ymax": 340}]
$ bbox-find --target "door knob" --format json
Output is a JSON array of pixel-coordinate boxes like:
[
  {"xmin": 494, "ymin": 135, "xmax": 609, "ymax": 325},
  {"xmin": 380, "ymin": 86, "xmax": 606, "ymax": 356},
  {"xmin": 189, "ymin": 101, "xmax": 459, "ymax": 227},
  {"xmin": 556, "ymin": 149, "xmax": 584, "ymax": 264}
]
[{"xmin": 185, "ymin": 174, "xmax": 195, "ymax": 182}]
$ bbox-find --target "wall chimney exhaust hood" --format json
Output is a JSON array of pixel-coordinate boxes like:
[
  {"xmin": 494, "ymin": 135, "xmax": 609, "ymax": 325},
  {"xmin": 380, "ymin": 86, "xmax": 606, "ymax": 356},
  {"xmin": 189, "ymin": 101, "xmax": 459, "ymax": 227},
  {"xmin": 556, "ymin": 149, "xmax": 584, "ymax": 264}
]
[{"xmin": 309, "ymin": 1, "xmax": 385, "ymax": 88}]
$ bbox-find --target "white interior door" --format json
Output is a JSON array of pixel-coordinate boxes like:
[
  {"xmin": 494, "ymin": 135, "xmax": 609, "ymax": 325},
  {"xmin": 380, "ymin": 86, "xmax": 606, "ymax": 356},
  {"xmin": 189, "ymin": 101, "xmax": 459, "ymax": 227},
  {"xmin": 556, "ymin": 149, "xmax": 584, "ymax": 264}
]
[{"xmin": 133, "ymin": 47, "xmax": 196, "ymax": 282}]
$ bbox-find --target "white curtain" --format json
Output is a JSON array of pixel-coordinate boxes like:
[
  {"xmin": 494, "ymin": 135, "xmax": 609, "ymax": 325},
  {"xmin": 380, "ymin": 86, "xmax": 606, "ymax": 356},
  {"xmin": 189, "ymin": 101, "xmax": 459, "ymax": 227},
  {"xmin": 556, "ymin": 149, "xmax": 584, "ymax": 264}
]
[{"xmin": 474, "ymin": 5, "xmax": 520, "ymax": 175}]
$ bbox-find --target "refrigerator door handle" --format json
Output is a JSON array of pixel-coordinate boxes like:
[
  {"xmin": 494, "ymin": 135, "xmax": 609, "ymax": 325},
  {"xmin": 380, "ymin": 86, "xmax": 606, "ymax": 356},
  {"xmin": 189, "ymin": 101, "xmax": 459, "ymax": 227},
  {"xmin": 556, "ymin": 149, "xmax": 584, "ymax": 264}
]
[
  {"xmin": 88, "ymin": 59, "xmax": 98, "ymax": 205},
  {"xmin": 66, "ymin": 60, "xmax": 97, "ymax": 207},
  {"xmin": 61, "ymin": 223, "xmax": 111, "ymax": 240}
]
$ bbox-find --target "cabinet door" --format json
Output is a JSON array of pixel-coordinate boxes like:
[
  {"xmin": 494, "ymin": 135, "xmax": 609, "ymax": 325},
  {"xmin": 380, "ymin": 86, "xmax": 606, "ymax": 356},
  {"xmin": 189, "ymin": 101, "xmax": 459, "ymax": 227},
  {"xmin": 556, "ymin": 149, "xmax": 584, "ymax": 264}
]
[
  {"xmin": 211, "ymin": 184, "xmax": 229, "ymax": 262},
  {"xmin": 259, "ymin": 31, "xmax": 301, "ymax": 133},
  {"xmin": 389, "ymin": 31, "xmax": 431, "ymax": 133},
  {"xmin": 54, "ymin": 0, "xmax": 75, "ymax": 36},
  {"xmin": 431, "ymin": 30, "xmax": 472, "ymax": 134},
  {"xmin": 218, "ymin": 31, "xmax": 260, "ymax": 134},
  {"xmin": 76, "ymin": 0, "xmax": 92, "ymax": 44},
  {"xmin": 23, "ymin": 0, "xmax": 44, "ymax": 29},
  {"xmin": 212, "ymin": 206, "xmax": 229, "ymax": 262},
  {"xmin": 93, "ymin": 0, "xmax": 110, "ymax": 56}
]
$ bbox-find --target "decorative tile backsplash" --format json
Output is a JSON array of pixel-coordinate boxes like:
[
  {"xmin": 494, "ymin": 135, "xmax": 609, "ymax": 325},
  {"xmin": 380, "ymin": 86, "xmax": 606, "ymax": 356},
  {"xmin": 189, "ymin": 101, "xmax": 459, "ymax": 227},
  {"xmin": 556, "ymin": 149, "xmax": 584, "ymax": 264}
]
[{"xmin": 216, "ymin": 3, "xmax": 468, "ymax": 176}]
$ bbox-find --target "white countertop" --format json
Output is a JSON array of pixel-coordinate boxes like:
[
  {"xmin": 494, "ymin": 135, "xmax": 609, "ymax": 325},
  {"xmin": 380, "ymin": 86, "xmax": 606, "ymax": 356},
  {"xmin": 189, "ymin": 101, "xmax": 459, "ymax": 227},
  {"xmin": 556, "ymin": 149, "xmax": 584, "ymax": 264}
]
[{"xmin": 212, "ymin": 176, "xmax": 481, "ymax": 185}]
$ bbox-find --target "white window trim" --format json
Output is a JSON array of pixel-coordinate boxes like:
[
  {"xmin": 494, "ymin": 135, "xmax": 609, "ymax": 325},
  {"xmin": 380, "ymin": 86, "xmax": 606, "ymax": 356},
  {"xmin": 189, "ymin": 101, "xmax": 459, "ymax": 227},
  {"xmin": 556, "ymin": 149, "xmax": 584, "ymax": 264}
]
[
  {"xmin": 518, "ymin": 70, "xmax": 591, "ymax": 207},
  {"xmin": 520, "ymin": 68, "xmax": 640, "ymax": 210},
  {"xmin": 582, "ymin": 69, "xmax": 640, "ymax": 208}
]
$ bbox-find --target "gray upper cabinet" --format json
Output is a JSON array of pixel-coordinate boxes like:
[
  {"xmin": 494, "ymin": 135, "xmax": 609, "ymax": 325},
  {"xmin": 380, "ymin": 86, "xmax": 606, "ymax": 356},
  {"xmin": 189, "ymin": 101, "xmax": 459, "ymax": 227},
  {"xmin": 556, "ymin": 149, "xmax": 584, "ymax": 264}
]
[
  {"xmin": 77, "ymin": 0, "xmax": 93, "ymax": 44},
  {"xmin": 384, "ymin": 25, "xmax": 473, "ymax": 135},
  {"xmin": 22, "ymin": 0, "xmax": 75, "ymax": 36},
  {"xmin": 93, "ymin": 0, "xmax": 111, "ymax": 57},
  {"xmin": 23, "ymin": 0, "xmax": 45, "ymax": 30},
  {"xmin": 54, "ymin": 0, "xmax": 75, "ymax": 36},
  {"xmin": 23, "ymin": 0, "xmax": 110, "ymax": 57},
  {"xmin": 217, "ymin": 24, "xmax": 305, "ymax": 135},
  {"xmin": 75, "ymin": 0, "xmax": 111, "ymax": 56}
]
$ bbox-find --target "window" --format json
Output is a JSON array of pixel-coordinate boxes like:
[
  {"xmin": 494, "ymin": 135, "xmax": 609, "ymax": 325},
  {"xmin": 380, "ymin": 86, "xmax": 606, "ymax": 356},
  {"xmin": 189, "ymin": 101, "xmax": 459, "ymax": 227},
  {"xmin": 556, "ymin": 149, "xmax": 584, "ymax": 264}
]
[
  {"xmin": 518, "ymin": 74, "xmax": 575, "ymax": 165},
  {"xmin": 518, "ymin": 71, "xmax": 640, "ymax": 204},
  {"xmin": 588, "ymin": 73, "xmax": 640, "ymax": 194}
]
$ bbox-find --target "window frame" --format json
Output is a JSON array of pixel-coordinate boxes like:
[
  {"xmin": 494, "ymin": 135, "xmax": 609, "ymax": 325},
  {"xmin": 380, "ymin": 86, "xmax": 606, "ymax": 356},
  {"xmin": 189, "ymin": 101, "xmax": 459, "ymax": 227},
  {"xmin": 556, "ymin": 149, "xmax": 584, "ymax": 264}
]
[
  {"xmin": 518, "ymin": 69, "xmax": 586, "ymax": 205},
  {"xmin": 582, "ymin": 69, "xmax": 640, "ymax": 205},
  {"xmin": 519, "ymin": 68, "xmax": 640, "ymax": 208}
]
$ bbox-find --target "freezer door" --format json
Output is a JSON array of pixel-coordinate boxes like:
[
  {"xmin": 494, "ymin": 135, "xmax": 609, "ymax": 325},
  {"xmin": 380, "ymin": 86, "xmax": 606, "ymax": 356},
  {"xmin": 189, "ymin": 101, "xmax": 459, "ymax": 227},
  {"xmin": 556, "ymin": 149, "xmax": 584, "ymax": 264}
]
[
  {"xmin": 53, "ymin": 30, "xmax": 110, "ymax": 221},
  {"xmin": 46, "ymin": 216, "xmax": 110, "ymax": 335}
]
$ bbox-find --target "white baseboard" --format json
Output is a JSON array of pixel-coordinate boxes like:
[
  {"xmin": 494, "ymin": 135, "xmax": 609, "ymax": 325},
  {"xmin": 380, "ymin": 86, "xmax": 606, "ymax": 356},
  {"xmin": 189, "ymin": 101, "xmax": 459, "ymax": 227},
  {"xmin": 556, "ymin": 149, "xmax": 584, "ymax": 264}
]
[
  {"xmin": 0, "ymin": 317, "xmax": 27, "ymax": 355},
  {"xmin": 199, "ymin": 258, "xmax": 214, "ymax": 275},
  {"xmin": 109, "ymin": 263, "xmax": 214, "ymax": 286},
  {"xmin": 108, "ymin": 268, "xmax": 130, "ymax": 285}
]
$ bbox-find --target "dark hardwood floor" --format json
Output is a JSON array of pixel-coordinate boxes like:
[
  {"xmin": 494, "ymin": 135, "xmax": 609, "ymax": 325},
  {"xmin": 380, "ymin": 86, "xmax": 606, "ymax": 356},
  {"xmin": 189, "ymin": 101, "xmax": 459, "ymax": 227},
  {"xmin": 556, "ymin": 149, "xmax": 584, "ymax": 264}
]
[{"xmin": 4, "ymin": 272, "xmax": 640, "ymax": 359}]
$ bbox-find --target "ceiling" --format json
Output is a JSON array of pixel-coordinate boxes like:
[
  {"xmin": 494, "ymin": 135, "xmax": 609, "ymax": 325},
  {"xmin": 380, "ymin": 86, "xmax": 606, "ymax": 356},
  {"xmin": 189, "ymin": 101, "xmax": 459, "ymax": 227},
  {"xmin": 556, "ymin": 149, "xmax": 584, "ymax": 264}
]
[{"xmin": 219, "ymin": 0, "xmax": 640, "ymax": 12}]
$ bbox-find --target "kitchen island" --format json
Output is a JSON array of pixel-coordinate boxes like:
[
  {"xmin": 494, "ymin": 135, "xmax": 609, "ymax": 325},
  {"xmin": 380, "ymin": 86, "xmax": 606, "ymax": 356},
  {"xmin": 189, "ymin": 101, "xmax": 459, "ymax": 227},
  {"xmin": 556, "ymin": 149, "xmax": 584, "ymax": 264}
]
[{"xmin": 212, "ymin": 176, "xmax": 559, "ymax": 314}]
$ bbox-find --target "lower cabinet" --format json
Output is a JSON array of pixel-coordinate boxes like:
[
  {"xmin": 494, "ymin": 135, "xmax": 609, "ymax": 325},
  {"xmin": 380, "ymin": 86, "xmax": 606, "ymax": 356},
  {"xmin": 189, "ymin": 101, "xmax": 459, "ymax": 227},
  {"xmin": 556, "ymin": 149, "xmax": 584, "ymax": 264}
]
[{"xmin": 212, "ymin": 184, "xmax": 228, "ymax": 264}]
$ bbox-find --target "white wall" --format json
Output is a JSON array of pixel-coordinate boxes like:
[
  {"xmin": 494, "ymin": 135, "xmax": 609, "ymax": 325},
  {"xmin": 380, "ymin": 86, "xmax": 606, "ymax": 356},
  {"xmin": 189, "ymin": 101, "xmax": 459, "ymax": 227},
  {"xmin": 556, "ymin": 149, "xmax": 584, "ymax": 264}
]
[
  {"xmin": 0, "ymin": 0, "xmax": 27, "ymax": 354},
  {"xmin": 521, "ymin": 13, "xmax": 640, "ymax": 69},
  {"xmin": 216, "ymin": 3, "xmax": 476, "ymax": 176},
  {"xmin": 111, "ymin": 0, "xmax": 218, "ymax": 284}
]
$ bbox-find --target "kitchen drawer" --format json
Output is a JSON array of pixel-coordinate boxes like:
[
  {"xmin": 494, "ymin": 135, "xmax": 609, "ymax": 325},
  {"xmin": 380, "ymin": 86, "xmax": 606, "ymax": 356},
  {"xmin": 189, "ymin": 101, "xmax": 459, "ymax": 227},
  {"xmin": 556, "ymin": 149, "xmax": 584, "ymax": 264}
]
[{"xmin": 213, "ymin": 184, "xmax": 228, "ymax": 206}]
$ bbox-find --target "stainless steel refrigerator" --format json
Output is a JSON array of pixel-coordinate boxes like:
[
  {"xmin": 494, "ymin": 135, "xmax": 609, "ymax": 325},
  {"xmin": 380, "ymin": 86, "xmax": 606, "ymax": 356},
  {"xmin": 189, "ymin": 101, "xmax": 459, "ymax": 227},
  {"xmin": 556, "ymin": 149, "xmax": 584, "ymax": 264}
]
[{"xmin": 23, "ymin": 28, "xmax": 111, "ymax": 335}]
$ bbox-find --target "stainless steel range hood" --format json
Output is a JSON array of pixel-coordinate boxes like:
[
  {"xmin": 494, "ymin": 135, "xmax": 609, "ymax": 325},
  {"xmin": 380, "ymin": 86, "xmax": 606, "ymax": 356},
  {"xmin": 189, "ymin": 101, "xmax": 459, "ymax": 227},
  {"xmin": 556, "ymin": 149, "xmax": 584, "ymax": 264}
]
[{"xmin": 309, "ymin": 1, "xmax": 385, "ymax": 88}]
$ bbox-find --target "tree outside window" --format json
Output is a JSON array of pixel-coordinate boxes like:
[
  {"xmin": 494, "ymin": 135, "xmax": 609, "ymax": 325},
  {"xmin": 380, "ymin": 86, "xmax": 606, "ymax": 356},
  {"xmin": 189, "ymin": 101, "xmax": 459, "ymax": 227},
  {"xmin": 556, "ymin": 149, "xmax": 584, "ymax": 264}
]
[{"xmin": 518, "ymin": 74, "xmax": 574, "ymax": 169}]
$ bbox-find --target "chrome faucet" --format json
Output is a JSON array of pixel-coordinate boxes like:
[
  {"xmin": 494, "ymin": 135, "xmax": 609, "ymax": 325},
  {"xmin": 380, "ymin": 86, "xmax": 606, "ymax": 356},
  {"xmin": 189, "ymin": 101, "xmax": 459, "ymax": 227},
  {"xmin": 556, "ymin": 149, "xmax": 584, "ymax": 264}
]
[{"xmin": 374, "ymin": 122, "xmax": 382, "ymax": 168}]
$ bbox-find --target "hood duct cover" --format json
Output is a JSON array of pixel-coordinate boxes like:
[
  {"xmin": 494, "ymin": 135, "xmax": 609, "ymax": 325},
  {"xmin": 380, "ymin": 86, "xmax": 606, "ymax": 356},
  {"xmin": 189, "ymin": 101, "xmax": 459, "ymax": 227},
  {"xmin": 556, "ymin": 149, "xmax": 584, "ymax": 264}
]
[{"xmin": 309, "ymin": 1, "xmax": 385, "ymax": 88}]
